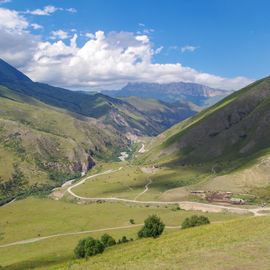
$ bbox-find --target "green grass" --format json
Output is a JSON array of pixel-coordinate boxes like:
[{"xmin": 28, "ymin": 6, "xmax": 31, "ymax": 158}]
[
  {"xmin": 0, "ymin": 197, "xmax": 246, "ymax": 269},
  {"xmin": 48, "ymin": 215, "xmax": 270, "ymax": 270},
  {"xmin": 72, "ymin": 164, "xmax": 211, "ymax": 201}
]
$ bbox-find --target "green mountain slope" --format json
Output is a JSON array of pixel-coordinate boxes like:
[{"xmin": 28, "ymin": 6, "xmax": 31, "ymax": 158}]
[
  {"xmin": 120, "ymin": 96, "xmax": 200, "ymax": 133},
  {"xmin": 0, "ymin": 85, "xmax": 129, "ymax": 204},
  {"xmin": 142, "ymin": 76, "xmax": 270, "ymax": 167},
  {"xmin": 0, "ymin": 59, "xmax": 199, "ymax": 137}
]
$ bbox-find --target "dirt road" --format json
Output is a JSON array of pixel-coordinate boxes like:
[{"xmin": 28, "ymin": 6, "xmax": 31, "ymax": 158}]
[{"xmin": 0, "ymin": 224, "xmax": 182, "ymax": 248}]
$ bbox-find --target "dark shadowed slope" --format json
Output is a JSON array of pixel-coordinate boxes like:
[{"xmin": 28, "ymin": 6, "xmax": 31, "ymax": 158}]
[{"xmin": 141, "ymin": 76, "xmax": 270, "ymax": 170}]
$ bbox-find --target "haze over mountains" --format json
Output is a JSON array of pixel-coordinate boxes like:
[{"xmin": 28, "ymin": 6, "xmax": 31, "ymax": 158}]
[{"xmin": 102, "ymin": 82, "xmax": 233, "ymax": 107}]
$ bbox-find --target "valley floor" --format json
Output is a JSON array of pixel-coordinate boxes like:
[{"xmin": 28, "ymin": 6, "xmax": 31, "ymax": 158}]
[{"xmin": 1, "ymin": 159, "xmax": 270, "ymax": 269}]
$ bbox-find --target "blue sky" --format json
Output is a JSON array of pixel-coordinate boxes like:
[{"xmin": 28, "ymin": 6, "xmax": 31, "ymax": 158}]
[{"xmin": 0, "ymin": 0, "xmax": 269, "ymax": 90}]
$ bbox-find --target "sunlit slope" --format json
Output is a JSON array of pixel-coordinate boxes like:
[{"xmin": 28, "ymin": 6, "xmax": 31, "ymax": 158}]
[
  {"xmin": 0, "ymin": 85, "xmax": 128, "ymax": 203},
  {"xmin": 52, "ymin": 216, "xmax": 270, "ymax": 270}
]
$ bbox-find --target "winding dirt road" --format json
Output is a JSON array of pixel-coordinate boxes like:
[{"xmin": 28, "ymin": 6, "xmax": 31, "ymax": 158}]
[
  {"xmin": 67, "ymin": 166, "xmax": 269, "ymax": 216},
  {"xmin": 134, "ymin": 178, "xmax": 152, "ymax": 200},
  {"xmin": 1, "ymin": 166, "xmax": 268, "ymax": 249},
  {"xmin": 138, "ymin": 143, "xmax": 145, "ymax": 153}
]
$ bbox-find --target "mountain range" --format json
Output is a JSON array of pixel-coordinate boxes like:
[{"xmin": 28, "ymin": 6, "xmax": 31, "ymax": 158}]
[
  {"xmin": 102, "ymin": 82, "xmax": 233, "ymax": 107},
  {"xmin": 0, "ymin": 58, "xmax": 199, "ymax": 204}
]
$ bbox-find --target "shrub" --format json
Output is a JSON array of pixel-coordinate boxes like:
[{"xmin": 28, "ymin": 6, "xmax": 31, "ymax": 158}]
[
  {"xmin": 129, "ymin": 219, "xmax": 135, "ymax": 224},
  {"xmin": 84, "ymin": 237, "xmax": 105, "ymax": 257},
  {"xmin": 74, "ymin": 239, "xmax": 86, "ymax": 258},
  {"xmin": 74, "ymin": 237, "xmax": 105, "ymax": 258},
  {"xmin": 121, "ymin": 236, "xmax": 128, "ymax": 243},
  {"xmin": 181, "ymin": 215, "xmax": 210, "ymax": 229},
  {"xmin": 117, "ymin": 235, "xmax": 134, "ymax": 244},
  {"xmin": 138, "ymin": 214, "xmax": 165, "ymax": 238},
  {"xmin": 101, "ymin": 233, "xmax": 116, "ymax": 247}
]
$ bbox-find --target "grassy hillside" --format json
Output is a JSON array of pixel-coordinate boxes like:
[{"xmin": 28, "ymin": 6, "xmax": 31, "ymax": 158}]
[
  {"xmin": 46, "ymin": 215, "xmax": 270, "ymax": 270},
  {"xmin": 0, "ymin": 197, "xmax": 246, "ymax": 269},
  {"xmin": 140, "ymin": 77, "xmax": 270, "ymax": 168},
  {"xmin": 128, "ymin": 76, "xmax": 270, "ymax": 198},
  {"xmin": 0, "ymin": 85, "xmax": 129, "ymax": 204},
  {"xmin": 120, "ymin": 96, "xmax": 200, "ymax": 131}
]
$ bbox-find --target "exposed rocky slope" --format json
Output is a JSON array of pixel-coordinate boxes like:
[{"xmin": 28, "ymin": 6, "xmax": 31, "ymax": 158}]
[{"xmin": 102, "ymin": 82, "xmax": 233, "ymax": 107}]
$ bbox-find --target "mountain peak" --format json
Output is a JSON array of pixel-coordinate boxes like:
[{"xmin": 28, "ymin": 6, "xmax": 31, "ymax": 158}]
[{"xmin": 0, "ymin": 58, "xmax": 32, "ymax": 83}]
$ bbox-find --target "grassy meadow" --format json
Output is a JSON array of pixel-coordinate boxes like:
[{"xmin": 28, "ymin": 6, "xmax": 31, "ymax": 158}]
[
  {"xmin": 49, "ymin": 215, "xmax": 270, "ymax": 270},
  {"xmin": 0, "ymin": 196, "xmax": 247, "ymax": 269},
  {"xmin": 72, "ymin": 162, "xmax": 211, "ymax": 201}
]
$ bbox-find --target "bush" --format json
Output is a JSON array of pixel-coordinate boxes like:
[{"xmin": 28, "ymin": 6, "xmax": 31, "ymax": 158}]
[
  {"xmin": 138, "ymin": 214, "xmax": 165, "ymax": 238},
  {"xmin": 129, "ymin": 219, "xmax": 135, "ymax": 224},
  {"xmin": 74, "ymin": 237, "xmax": 104, "ymax": 258},
  {"xmin": 101, "ymin": 233, "xmax": 116, "ymax": 247},
  {"xmin": 74, "ymin": 239, "xmax": 86, "ymax": 258},
  {"xmin": 117, "ymin": 235, "xmax": 133, "ymax": 244},
  {"xmin": 181, "ymin": 215, "xmax": 210, "ymax": 229}
]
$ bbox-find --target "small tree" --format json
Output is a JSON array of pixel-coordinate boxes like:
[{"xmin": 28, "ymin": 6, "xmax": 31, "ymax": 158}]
[
  {"xmin": 138, "ymin": 214, "xmax": 165, "ymax": 238},
  {"xmin": 74, "ymin": 239, "xmax": 86, "ymax": 258},
  {"xmin": 181, "ymin": 215, "xmax": 210, "ymax": 229},
  {"xmin": 129, "ymin": 219, "xmax": 135, "ymax": 224},
  {"xmin": 84, "ymin": 237, "xmax": 105, "ymax": 257},
  {"xmin": 74, "ymin": 237, "xmax": 105, "ymax": 258},
  {"xmin": 101, "ymin": 233, "xmax": 116, "ymax": 247},
  {"xmin": 121, "ymin": 236, "xmax": 128, "ymax": 243}
]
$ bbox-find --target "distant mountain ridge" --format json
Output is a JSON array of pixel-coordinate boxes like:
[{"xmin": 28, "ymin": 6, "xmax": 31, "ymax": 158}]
[
  {"xmin": 102, "ymin": 82, "xmax": 233, "ymax": 107},
  {"xmin": 0, "ymin": 59, "xmax": 198, "ymax": 137}
]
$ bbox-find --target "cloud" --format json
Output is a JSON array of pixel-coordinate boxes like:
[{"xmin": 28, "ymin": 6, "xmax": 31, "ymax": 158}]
[
  {"xmin": 181, "ymin": 45, "xmax": 198, "ymax": 53},
  {"xmin": 20, "ymin": 31, "xmax": 252, "ymax": 91},
  {"xmin": 155, "ymin": 46, "xmax": 163, "ymax": 54},
  {"xmin": 24, "ymin": 5, "xmax": 61, "ymax": 16},
  {"xmin": 0, "ymin": 7, "xmax": 28, "ymax": 30},
  {"xmin": 66, "ymin": 8, "xmax": 77, "ymax": 13},
  {"xmin": 138, "ymin": 23, "xmax": 145, "ymax": 27},
  {"xmin": 31, "ymin": 23, "xmax": 43, "ymax": 29},
  {"xmin": 0, "ymin": 7, "xmax": 253, "ymax": 91},
  {"xmin": 50, "ymin": 30, "xmax": 69, "ymax": 40},
  {"xmin": 24, "ymin": 6, "xmax": 77, "ymax": 16},
  {"xmin": 0, "ymin": 0, "xmax": 12, "ymax": 4}
]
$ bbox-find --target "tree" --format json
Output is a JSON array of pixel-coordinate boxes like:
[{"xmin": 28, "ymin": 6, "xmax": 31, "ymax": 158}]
[
  {"xmin": 121, "ymin": 236, "xmax": 128, "ymax": 243},
  {"xmin": 138, "ymin": 215, "xmax": 165, "ymax": 238},
  {"xmin": 181, "ymin": 215, "xmax": 210, "ymax": 229},
  {"xmin": 74, "ymin": 237, "xmax": 105, "ymax": 258},
  {"xmin": 101, "ymin": 233, "xmax": 116, "ymax": 247},
  {"xmin": 84, "ymin": 237, "xmax": 105, "ymax": 257},
  {"xmin": 74, "ymin": 239, "xmax": 86, "ymax": 258},
  {"xmin": 129, "ymin": 219, "xmax": 135, "ymax": 224}
]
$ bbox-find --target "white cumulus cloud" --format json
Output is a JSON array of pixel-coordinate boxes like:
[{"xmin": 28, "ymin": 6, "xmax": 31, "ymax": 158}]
[
  {"xmin": 0, "ymin": 7, "xmax": 254, "ymax": 91},
  {"xmin": 21, "ymin": 31, "xmax": 252, "ymax": 90},
  {"xmin": 0, "ymin": 7, "xmax": 28, "ymax": 30}
]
